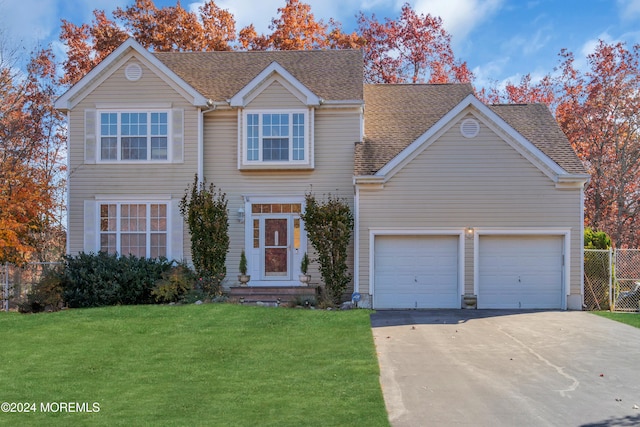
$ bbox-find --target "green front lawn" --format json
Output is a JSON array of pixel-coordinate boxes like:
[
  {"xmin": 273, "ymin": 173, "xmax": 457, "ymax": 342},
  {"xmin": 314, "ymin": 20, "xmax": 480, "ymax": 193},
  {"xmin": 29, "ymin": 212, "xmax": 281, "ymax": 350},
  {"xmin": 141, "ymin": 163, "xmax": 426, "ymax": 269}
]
[
  {"xmin": 593, "ymin": 311, "xmax": 640, "ymax": 329},
  {"xmin": 0, "ymin": 305, "xmax": 389, "ymax": 426}
]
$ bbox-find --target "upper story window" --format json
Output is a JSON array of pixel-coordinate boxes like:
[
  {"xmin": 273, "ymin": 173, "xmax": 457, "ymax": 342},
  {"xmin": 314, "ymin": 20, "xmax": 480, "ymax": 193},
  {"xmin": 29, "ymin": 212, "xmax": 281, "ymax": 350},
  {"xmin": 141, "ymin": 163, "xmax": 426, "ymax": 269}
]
[
  {"xmin": 242, "ymin": 110, "xmax": 311, "ymax": 168},
  {"xmin": 100, "ymin": 111, "xmax": 168, "ymax": 161}
]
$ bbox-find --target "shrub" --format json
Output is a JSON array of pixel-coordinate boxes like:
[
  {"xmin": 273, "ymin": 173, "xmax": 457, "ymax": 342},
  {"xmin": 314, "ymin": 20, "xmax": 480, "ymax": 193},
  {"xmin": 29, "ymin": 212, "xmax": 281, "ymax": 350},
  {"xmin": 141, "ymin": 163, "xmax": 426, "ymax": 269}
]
[
  {"xmin": 300, "ymin": 193, "xmax": 353, "ymax": 305},
  {"xmin": 152, "ymin": 263, "xmax": 196, "ymax": 303},
  {"xmin": 239, "ymin": 249, "xmax": 248, "ymax": 275},
  {"xmin": 584, "ymin": 227, "xmax": 612, "ymax": 249},
  {"xmin": 180, "ymin": 175, "xmax": 229, "ymax": 297},
  {"xmin": 18, "ymin": 267, "xmax": 64, "ymax": 313},
  {"xmin": 300, "ymin": 252, "xmax": 309, "ymax": 275},
  {"xmin": 60, "ymin": 252, "xmax": 172, "ymax": 308}
]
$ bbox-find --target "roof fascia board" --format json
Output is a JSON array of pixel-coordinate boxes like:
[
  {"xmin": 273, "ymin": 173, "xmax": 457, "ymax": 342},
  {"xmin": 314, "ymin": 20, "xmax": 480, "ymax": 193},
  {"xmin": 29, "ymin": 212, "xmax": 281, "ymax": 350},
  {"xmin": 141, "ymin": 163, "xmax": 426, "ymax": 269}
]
[
  {"xmin": 54, "ymin": 38, "xmax": 207, "ymax": 111},
  {"xmin": 229, "ymin": 62, "xmax": 321, "ymax": 107},
  {"xmin": 376, "ymin": 94, "xmax": 569, "ymax": 183},
  {"xmin": 321, "ymin": 100, "xmax": 365, "ymax": 105}
]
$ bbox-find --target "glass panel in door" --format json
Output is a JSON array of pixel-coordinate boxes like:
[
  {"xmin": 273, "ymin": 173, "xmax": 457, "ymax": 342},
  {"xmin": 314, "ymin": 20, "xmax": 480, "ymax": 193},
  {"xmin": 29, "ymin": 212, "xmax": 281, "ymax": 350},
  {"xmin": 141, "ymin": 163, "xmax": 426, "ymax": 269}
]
[{"xmin": 264, "ymin": 218, "xmax": 288, "ymax": 277}]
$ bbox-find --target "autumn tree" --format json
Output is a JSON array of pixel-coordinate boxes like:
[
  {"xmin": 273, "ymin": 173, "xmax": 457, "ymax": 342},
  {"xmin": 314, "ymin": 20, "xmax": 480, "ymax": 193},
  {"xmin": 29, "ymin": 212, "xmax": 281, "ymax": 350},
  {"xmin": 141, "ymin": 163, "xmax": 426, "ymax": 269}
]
[
  {"xmin": 477, "ymin": 74, "xmax": 556, "ymax": 107},
  {"xmin": 240, "ymin": 0, "xmax": 327, "ymax": 50},
  {"xmin": 61, "ymin": 0, "xmax": 236, "ymax": 85},
  {"xmin": 238, "ymin": 0, "xmax": 363, "ymax": 51},
  {"xmin": 0, "ymin": 38, "xmax": 66, "ymax": 264},
  {"xmin": 357, "ymin": 3, "xmax": 473, "ymax": 84},
  {"xmin": 60, "ymin": 10, "xmax": 128, "ymax": 86},
  {"xmin": 555, "ymin": 41, "xmax": 640, "ymax": 247}
]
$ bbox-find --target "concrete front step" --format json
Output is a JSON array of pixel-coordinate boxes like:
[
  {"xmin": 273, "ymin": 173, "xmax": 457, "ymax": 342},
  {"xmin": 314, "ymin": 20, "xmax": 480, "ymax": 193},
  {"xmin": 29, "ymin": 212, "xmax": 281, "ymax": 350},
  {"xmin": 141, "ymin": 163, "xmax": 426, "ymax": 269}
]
[{"xmin": 228, "ymin": 286, "xmax": 318, "ymax": 304}]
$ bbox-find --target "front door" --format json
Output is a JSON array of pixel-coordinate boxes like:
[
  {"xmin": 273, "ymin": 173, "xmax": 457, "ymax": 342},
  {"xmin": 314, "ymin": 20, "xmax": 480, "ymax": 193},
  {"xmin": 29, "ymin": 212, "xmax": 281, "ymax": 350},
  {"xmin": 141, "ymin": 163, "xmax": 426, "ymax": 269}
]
[
  {"xmin": 247, "ymin": 201, "xmax": 305, "ymax": 285},
  {"xmin": 264, "ymin": 217, "xmax": 290, "ymax": 279}
]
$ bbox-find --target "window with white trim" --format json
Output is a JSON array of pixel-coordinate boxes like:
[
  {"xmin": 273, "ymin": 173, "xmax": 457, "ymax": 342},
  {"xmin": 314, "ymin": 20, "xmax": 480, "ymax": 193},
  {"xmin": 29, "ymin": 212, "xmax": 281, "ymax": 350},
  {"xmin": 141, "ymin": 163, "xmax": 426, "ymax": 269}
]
[
  {"xmin": 99, "ymin": 202, "xmax": 168, "ymax": 258},
  {"xmin": 243, "ymin": 110, "xmax": 309, "ymax": 165},
  {"xmin": 99, "ymin": 111, "xmax": 168, "ymax": 161}
]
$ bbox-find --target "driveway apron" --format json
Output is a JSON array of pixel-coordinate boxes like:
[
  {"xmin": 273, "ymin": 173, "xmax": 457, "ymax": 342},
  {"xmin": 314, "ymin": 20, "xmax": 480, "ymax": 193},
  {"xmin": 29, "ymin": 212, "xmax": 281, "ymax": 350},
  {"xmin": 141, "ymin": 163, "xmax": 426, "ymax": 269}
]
[{"xmin": 371, "ymin": 310, "xmax": 640, "ymax": 427}]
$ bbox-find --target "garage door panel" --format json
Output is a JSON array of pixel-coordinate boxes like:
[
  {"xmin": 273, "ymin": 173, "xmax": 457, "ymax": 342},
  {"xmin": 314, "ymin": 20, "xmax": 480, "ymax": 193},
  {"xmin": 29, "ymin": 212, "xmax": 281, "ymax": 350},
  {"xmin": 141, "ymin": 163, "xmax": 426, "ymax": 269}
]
[
  {"xmin": 374, "ymin": 235, "xmax": 459, "ymax": 309},
  {"xmin": 479, "ymin": 235, "xmax": 563, "ymax": 309}
]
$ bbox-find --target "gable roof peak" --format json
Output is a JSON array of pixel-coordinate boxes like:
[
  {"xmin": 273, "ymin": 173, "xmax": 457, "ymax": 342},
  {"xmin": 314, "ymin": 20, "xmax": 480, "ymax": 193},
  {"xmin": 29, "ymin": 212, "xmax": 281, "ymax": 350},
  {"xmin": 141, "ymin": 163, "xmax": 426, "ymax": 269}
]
[
  {"xmin": 54, "ymin": 38, "xmax": 208, "ymax": 111},
  {"xmin": 228, "ymin": 60, "xmax": 321, "ymax": 107}
]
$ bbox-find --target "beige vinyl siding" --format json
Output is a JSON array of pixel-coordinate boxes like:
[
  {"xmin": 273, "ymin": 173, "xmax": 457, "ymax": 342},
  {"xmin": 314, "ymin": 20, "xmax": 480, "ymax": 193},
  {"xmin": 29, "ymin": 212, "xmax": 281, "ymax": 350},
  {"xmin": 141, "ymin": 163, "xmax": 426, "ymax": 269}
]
[
  {"xmin": 358, "ymin": 113, "xmax": 583, "ymax": 303},
  {"xmin": 204, "ymin": 107, "xmax": 359, "ymax": 288},
  {"xmin": 245, "ymin": 81, "xmax": 306, "ymax": 109},
  {"xmin": 67, "ymin": 55, "xmax": 197, "ymax": 258}
]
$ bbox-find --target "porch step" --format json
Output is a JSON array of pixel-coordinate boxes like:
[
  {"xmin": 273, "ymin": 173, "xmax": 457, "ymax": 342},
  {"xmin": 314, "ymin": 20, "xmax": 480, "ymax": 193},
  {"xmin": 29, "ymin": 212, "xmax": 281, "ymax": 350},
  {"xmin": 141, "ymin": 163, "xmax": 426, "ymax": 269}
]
[{"xmin": 228, "ymin": 286, "xmax": 318, "ymax": 305}]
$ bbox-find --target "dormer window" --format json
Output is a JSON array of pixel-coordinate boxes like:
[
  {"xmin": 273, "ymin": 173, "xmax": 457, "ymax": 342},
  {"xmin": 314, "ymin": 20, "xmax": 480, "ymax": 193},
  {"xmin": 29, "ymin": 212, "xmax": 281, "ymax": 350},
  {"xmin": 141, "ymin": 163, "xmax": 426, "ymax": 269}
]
[{"xmin": 241, "ymin": 109, "xmax": 312, "ymax": 169}]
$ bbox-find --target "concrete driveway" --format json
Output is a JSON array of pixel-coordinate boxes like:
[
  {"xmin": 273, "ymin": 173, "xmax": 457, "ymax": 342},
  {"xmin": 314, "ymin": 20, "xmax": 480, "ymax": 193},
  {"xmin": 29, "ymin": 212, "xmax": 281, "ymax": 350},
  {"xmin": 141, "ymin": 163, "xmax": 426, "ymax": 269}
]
[{"xmin": 371, "ymin": 310, "xmax": 640, "ymax": 427}]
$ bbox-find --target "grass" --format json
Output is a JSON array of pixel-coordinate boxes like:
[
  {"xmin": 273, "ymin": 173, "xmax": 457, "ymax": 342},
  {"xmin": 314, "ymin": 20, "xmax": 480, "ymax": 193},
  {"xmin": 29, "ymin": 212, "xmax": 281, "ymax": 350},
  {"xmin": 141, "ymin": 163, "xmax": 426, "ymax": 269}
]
[
  {"xmin": 593, "ymin": 311, "xmax": 640, "ymax": 329},
  {"xmin": 0, "ymin": 304, "xmax": 389, "ymax": 426}
]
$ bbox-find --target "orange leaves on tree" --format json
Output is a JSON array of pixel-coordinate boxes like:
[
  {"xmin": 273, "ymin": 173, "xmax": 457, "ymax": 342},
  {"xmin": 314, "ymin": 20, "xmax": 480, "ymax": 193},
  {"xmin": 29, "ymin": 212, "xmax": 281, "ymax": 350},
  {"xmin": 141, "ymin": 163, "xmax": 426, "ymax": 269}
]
[
  {"xmin": 555, "ymin": 41, "xmax": 640, "ymax": 247},
  {"xmin": 1, "ymin": 47, "xmax": 66, "ymax": 264},
  {"xmin": 199, "ymin": 1, "xmax": 236, "ymax": 51},
  {"xmin": 61, "ymin": 0, "xmax": 237, "ymax": 85},
  {"xmin": 238, "ymin": 0, "xmax": 362, "ymax": 51},
  {"xmin": 477, "ymin": 74, "xmax": 556, "ymax": 107},
  {"xmin": 475, "ymin": 40, "xmax": 640, "ymax": 247},
  {"xmin": 357, "ymin": 3, "xmax": 473, "ymax": 84}
]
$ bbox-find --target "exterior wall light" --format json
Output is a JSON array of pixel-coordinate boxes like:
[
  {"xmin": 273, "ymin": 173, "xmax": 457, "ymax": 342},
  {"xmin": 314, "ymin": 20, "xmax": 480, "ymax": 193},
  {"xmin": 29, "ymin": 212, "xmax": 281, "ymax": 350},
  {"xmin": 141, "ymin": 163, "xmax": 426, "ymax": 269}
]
[
  {"xmin": 237, "ymin": 208, "xmax": 245, "ymax": 223},
  {"xmin": 465, "ymin": 227, "xmax": 474, "ymax": 239}
]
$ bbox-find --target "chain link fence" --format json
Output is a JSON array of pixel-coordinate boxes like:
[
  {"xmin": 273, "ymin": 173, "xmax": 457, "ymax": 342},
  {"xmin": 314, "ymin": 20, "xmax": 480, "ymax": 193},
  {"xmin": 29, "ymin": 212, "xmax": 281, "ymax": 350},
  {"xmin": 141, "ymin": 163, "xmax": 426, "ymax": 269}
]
[
  {"xmin": 584, "ymin": 249, "xmax": 612, "ymax": 311},
  {"xmin": 1, "ymin": 263, "xmax": 8, "ymax": 312},
  {"xmin": 584, "ymin": 249, "xmax": 640, "ymax": 312},
  {"xmin": 612, "ymin": 249, "xmax": 640, "ymax": 312},
  {"xmin": 1, "ymin": 262, "xmax": 62, "ymax": 311}
]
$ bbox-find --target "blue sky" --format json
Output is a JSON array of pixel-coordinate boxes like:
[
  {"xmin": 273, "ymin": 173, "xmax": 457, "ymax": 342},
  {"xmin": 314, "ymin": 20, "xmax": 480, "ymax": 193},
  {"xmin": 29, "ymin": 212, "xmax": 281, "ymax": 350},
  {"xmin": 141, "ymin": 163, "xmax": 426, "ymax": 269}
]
[{"xmin": 2, "ymin": 0, "xmax": 640, "ymax": 90}]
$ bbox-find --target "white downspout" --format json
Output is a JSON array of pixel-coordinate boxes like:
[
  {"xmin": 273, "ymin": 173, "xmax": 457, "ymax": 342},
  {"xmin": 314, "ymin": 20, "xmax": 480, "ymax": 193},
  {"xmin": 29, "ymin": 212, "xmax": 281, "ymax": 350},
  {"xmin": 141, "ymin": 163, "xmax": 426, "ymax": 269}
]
[
  {"xmin": 197, "ymin": 108, "xmax": 204, "ymax": 183},
  {"xmin": 353, "ymin": 183, "xmax": 360, "ymax": 295},
  {"xmin": 66, "ymin": 111, "xmax": 71, "ymax": 255}
]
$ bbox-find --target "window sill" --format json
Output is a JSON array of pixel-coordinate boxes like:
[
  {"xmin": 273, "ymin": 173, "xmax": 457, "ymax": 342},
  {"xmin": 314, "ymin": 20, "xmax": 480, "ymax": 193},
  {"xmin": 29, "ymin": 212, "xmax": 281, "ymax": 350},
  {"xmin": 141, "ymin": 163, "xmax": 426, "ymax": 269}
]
[
  {"xmin": 95, "ymin": 160, "xmax": 173, "ymax": 164},
  {"xmin": 239, "ymin": 163, "xmax": 314, "ymax": 171}
]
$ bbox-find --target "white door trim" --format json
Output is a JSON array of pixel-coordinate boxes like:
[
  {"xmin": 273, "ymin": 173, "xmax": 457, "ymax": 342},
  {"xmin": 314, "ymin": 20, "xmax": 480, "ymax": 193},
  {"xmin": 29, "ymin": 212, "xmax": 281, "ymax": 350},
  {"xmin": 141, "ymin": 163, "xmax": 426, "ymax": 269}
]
[
  {"xmin": 369, "ymin": 228, "xmax": 465, "ymax": 307},
  {"xmin": 243, "ymin": 195, "xmax": 306, "ymax": 286},
  {"xmin": 473, "ymin": 228, "xmax": 571, "ymax": 310}
]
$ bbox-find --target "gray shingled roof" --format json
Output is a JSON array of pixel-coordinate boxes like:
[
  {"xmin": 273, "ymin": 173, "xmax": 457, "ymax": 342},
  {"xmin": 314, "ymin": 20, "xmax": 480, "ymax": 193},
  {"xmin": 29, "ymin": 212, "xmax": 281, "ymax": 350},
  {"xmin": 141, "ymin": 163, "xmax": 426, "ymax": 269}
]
[
  {"xmin": 154, "ymin": 50, "xmax": 364, "ymax": 102},
  {"xmin": 358, "ymin": 84, "xmax": 586, "ymax": 176}
]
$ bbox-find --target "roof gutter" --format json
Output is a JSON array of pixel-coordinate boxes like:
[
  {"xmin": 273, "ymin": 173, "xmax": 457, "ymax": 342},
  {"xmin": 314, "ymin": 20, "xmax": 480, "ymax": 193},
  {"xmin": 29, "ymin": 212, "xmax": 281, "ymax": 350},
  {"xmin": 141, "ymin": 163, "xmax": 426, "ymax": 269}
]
[{"xmin": 555, "ymin": 174, "xmax": 591, "ymax": 189}]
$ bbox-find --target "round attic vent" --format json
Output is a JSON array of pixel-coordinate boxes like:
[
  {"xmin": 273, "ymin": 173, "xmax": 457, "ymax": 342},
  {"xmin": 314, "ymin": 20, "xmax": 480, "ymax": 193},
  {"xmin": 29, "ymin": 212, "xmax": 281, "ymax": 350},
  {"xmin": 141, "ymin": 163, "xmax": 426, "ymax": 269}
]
[
  {"xmin": 125, "ymin": 63, "xmax": 143, "ymax": 81},
  {"xmin": 460, "ymin": 118, "xmax": 480, "ymax": 138}
]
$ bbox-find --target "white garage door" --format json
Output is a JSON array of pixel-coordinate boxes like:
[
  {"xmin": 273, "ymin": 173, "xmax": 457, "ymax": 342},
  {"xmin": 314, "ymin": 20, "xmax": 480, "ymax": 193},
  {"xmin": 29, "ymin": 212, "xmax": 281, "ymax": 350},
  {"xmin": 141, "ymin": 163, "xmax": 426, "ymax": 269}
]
[
  {"xmin": 478, "ymin": 235, "xmax": 564, "ymax": 309},
  {"xmin": 374, "ymin": 235, "xmax": 459, "ymax": 309}
]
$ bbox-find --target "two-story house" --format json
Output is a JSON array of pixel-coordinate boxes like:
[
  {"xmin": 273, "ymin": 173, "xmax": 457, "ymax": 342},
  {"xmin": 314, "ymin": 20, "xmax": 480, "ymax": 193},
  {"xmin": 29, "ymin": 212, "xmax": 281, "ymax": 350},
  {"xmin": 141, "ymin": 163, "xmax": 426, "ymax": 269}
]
[{"xmin": 55, "ymin": 39, "xmax": 590, "ymax": 310}]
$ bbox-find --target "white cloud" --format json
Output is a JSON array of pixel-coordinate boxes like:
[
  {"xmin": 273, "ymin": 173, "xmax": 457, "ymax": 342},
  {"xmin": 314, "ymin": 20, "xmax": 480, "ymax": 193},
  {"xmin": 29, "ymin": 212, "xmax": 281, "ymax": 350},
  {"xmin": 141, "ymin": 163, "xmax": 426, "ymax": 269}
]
[
  {"xmin": 617, "ymin": 0, "xmax": 640, "ymax": 21},
  {"xmin": 0, "ymin": 0, "xmax": 58, "ymax": 47},
  {"xmin": 500, "ymin": 27, "xmax": 551, "ymax": 57},
  {"xmin": 472, "ymin": 57, "xmax": 509, "ymax": 90},
  {"xmin": 0, "ymin": 0, "xmax": 131, "ymax": 50},
  {"xmin": 412, "ymin": 0, "xmax": 504, "ymax": 44}
]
